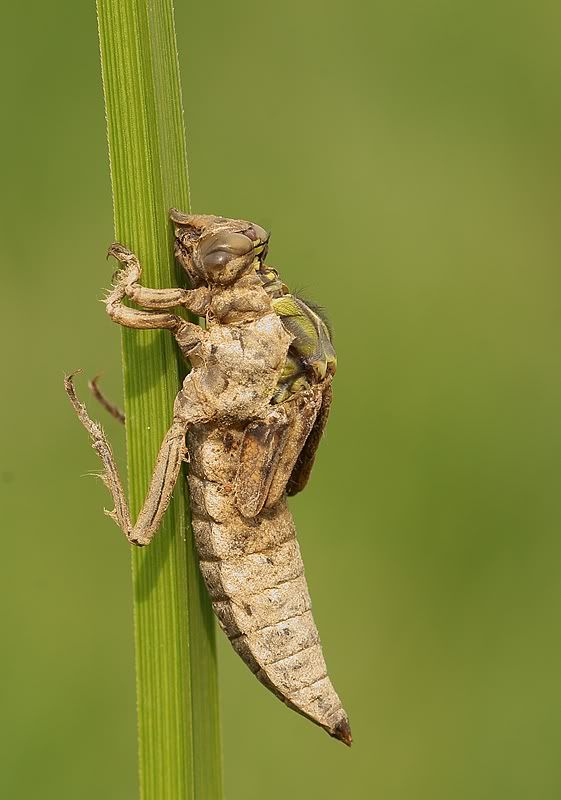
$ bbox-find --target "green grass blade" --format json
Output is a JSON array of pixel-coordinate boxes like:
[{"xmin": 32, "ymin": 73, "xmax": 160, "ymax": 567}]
[{"xmin": 96, "ymin": 1, "xmax": 223, "ymax": 797}]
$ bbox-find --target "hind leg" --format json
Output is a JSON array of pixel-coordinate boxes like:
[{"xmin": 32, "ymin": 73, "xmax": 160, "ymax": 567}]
[{"xmin": 65, "ymin": 373, "xmax": 211, "ymax": 546}]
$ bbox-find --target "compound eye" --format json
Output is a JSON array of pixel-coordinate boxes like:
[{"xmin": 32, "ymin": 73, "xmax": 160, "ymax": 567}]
[
  {"xmin": 243, "ymin": 224, "xmax": 268, "ymax": 243},
  {"xmin": 200, "ymin": 231, "xmax": 253, "ymax": 270},
  {"xmin": 203, "ymin": 249, "xmax": 234, "ymax": 269}
]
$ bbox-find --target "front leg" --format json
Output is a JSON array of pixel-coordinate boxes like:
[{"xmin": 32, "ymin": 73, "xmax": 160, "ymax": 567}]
[
  {"xmin": 64, "ymin": 374, "xmax": 211, "ymax": 546},
  {"xmin": 104, "ymin": 251, "xmax": 207, "ymax": 359},
  {"xmin": 108, "ymin": 243, "xmax": 210, "ymax": 316},
  {"xmin": 105, "ymin": 263, "xmax": 183, "ymax": 332}
]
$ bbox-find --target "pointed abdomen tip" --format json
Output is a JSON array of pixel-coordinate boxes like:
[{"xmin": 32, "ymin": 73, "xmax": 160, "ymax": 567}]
[{"xmin": 332, "ymin": 718, "xmax": 353, "ymax": 747}]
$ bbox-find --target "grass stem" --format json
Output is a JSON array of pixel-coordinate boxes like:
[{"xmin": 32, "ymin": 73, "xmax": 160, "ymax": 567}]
[{"xmin": 96, "ymin": 1, "xmax": 223, "ymax": 796}]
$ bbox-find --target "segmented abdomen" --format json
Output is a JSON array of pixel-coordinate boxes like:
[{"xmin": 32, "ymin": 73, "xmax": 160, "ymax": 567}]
[{"xmin": 187, "ymin": 423, "xmax": 351, "ymax": 744}]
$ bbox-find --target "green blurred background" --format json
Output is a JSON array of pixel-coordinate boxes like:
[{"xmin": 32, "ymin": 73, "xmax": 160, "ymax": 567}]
[{"xmin": 2, "ymin": 0, "xmax": 561, "ymax": 797}]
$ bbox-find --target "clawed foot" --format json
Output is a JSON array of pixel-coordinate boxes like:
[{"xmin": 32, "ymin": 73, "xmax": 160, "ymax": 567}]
[
  {"xmin": 107, "ymin": 241, "xmax": 134, "ymax": 262},
  {"xmin": 106, "ymin": 242, "xmax": 142, "ymax": 286}
]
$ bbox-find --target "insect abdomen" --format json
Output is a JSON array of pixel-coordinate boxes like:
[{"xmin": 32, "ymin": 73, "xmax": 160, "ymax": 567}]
[{"xmin": 187, "ymin": 424, "xmax": 351, "ymax": 745}]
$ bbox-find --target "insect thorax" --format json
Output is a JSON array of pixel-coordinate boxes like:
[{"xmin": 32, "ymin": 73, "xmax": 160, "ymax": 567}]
[{"xmin": 255, "ymin": 265, "xmax": 337, "ymax": 403}]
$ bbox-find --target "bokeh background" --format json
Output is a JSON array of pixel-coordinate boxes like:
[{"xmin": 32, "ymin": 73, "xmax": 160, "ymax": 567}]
[{"xmin": 2, "ymin": 1, "xmax": 561, "ymax": 797}]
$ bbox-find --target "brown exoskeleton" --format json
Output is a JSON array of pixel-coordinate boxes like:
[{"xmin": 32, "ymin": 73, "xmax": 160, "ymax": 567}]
[{"xmin": 65, "ymin": 210, "xmax": 351, "ymax": 746}]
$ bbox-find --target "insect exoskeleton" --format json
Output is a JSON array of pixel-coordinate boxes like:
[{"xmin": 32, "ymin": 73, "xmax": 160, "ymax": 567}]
[{"xmin": 65, "ymin": 210, "xmax": 351, "ymax": 745}]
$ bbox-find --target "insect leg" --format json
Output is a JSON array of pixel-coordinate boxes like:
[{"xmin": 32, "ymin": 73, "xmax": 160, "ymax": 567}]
[
  {"xmin": 105, "ymin": 263, "xmax": 184, "ymax": 331},
  {"xmin": 104, "ymin": 255, "xmax": 206, "ymax": 355},
  {"xmin": 107, "ymin": 243, "xmax": 210, "ymax": 315},
  {"xmin": 64, "ymin": 373, "xmax": 210, "ymax": 546},
  {"xmin": 91, "ymin": 246, "xmax": 208, "ymax": 420},
  {"xmin": 88, "ymin": 376, "xmax": 125, "ymax": 424}
]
